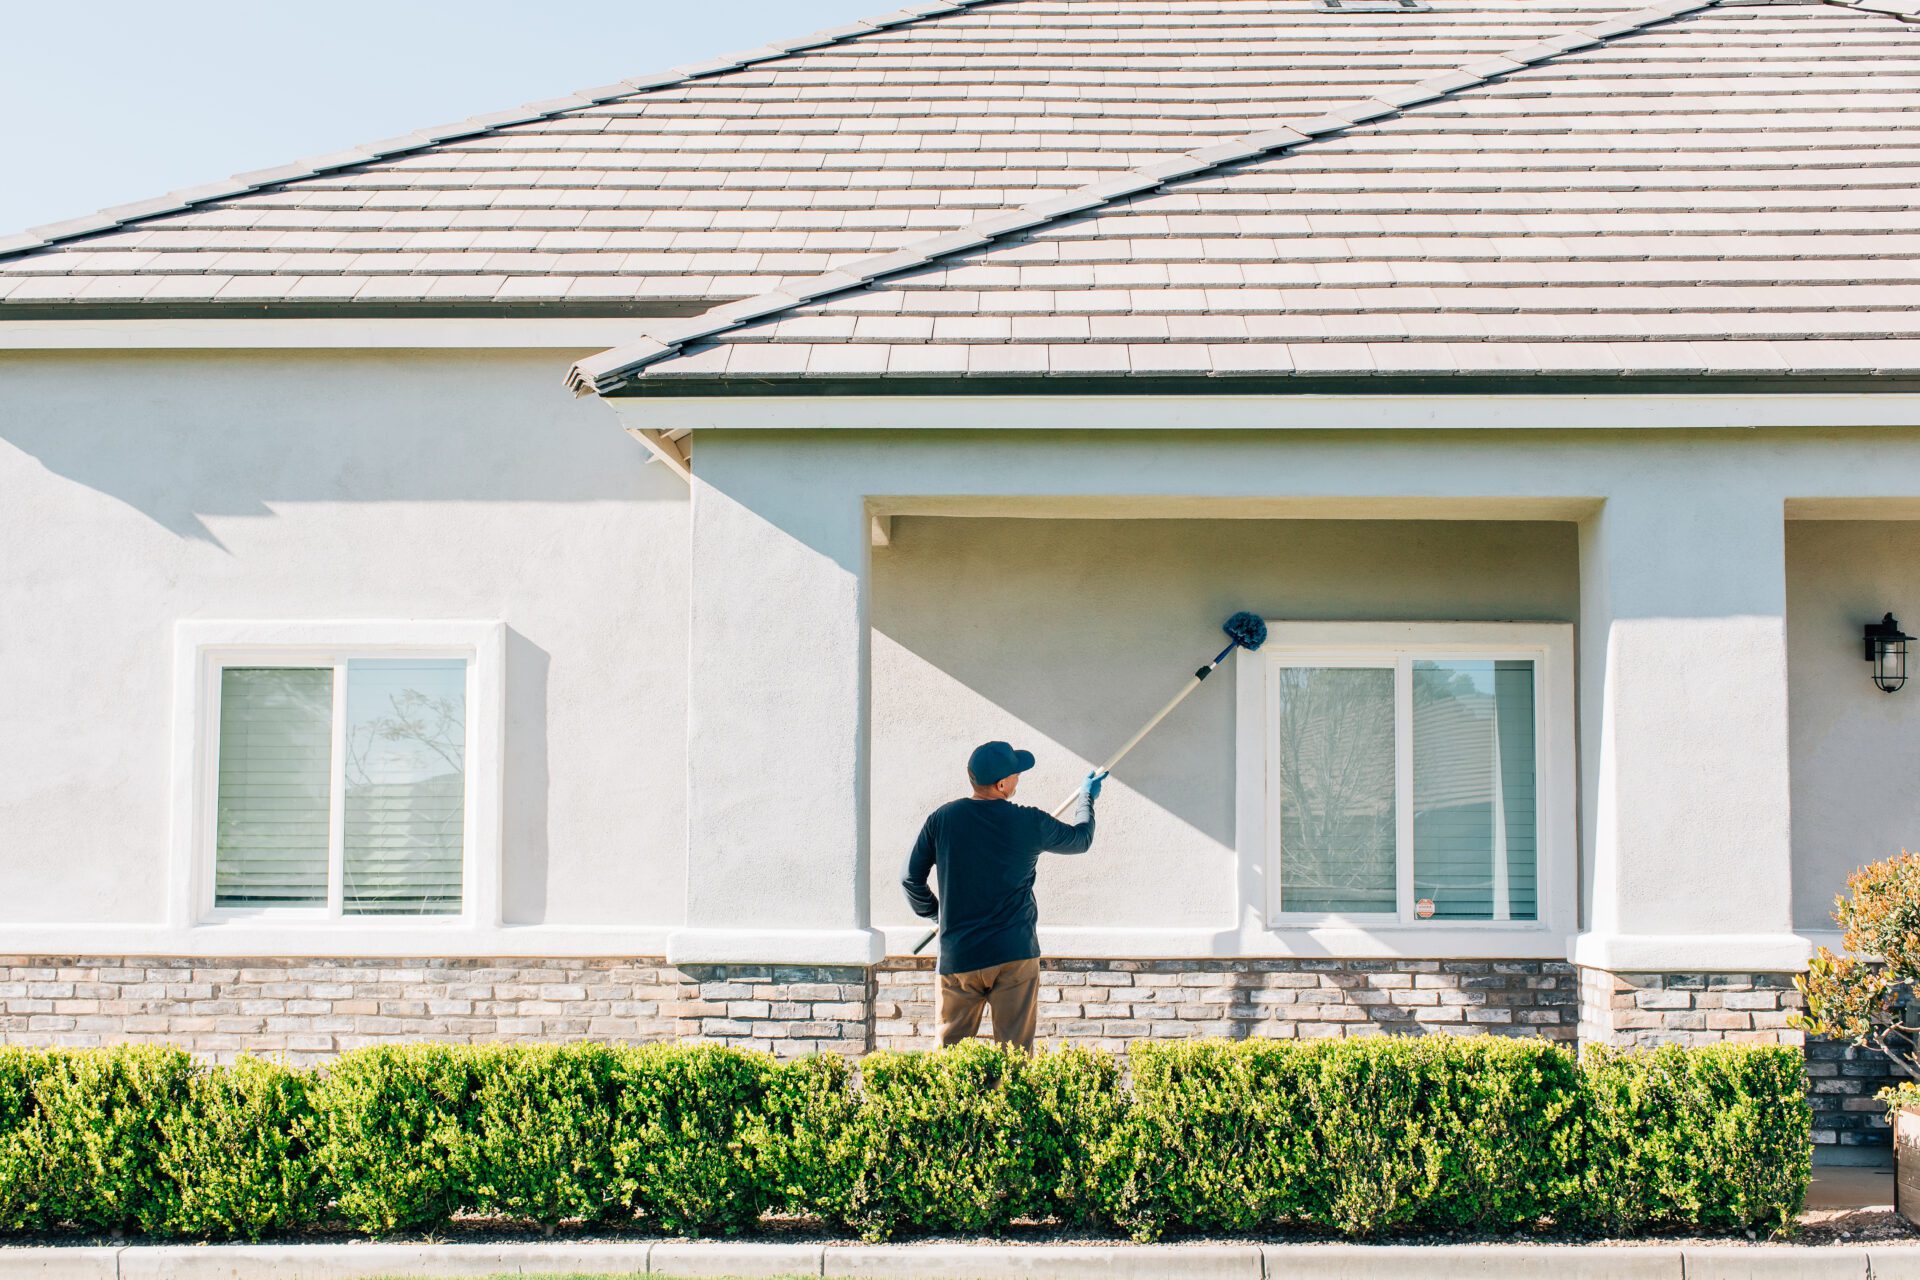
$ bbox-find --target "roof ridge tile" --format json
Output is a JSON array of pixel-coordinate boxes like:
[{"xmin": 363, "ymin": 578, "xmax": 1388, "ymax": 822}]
[
  {"xmin": 0, "ymin": 0, "xmax": 1005, "ymax": 261},
  {"xmin": 569, "ymin": 0, "xmax": 1730, "ymax": 395}
]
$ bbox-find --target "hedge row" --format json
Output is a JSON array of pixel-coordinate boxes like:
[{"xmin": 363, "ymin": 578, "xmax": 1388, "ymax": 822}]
[{"xmin": 0, "ymin": 1037, "xmax": 1810, "ymax": 1242}]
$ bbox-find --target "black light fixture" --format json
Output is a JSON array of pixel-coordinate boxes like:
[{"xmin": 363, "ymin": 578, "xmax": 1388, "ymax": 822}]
[{"xmin": 1865, "ymin": 613, "xmax": 1912, "ymax": 693}]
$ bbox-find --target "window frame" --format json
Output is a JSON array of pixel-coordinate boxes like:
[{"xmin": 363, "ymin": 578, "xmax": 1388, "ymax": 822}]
[
  {"xmin": 171, "ymin": 621, "xmax": 504, "ymax": 931},
  {"xmin": 1235, "ymin": 621, "xmax": 1576, "ymax": 941}
]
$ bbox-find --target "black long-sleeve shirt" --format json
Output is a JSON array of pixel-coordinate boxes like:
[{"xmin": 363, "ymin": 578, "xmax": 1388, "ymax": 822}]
[{"xmin": 901, "ymin": 792, "xmax": 1095, "ymax": 975}]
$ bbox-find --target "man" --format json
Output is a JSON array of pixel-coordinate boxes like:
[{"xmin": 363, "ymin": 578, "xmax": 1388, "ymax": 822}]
[{"xmin": 901, "ymin": 740, "xmax": 1103, "ymax": 1050}]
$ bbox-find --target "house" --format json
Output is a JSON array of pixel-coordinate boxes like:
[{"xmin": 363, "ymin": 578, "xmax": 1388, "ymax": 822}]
[{"xmin": 3, "ymin": 0, "xmax": 1918, "ymax": 1151}]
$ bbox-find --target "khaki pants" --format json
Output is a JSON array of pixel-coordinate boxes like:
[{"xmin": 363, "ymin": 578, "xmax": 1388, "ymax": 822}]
[{"xmin": 937, "ymin": 957, "xmax": 1040, "ymax": 1050}]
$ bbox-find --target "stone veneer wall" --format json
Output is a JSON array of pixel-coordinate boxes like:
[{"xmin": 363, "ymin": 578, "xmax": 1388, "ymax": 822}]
[
  {"xmin": 0, "ymin": 954, "xmax": 1890, "ymax": 1147},
  {"xmin": 1575, "ymin": 968, "xmax": 1894, "ymax": 1150},
  {"xmin": 874, "ymin": 957, "xmax": 1578, "ymax": 1048},
  {"xmin": 0, "ymin": 957, "xmax": 870, "ymax": 1066}
]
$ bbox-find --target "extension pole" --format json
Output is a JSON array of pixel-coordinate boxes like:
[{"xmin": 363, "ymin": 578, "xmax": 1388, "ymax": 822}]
[{"xmin": 911, "ymin": 630, "xmax": 1254, "ymax": 956}]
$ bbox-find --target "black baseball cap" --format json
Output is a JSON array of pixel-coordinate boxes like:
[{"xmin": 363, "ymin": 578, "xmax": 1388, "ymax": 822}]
[{"xmin": 968, "ymin": 740, "xmax": 1035, "ymax": 786}]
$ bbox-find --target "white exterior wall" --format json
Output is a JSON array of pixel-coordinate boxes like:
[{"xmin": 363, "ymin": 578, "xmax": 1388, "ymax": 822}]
[
  {"xmin": 0, "ymin": 350, "xmax": 689, "ymax": 953},
  {"xmin": 1787, "ymin": 520, "xmax": 1920, "ymax": 932},
  {"xmin": 664, "ymin": 413, "xmax": 1920, "ymax": 967},
  {"xmin": 869, "ymin": 515, "xmax": 1579, "ymax": 933}
]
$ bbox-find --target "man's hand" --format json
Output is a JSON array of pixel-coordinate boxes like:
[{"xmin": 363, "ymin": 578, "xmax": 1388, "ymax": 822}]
[{"xmin": 1080, "ymin": 769, "xmax": 1108, "ymax": 802}]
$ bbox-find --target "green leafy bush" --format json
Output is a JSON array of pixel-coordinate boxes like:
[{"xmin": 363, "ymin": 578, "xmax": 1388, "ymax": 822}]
[
  {"xmin": 1092, "ymin": 1039, "xmax": 1315, "ymax": 1239},
  {"xmin": 607, "ymin": 1042, "xmax": 789, "ymax": 1235},
  {"xmin": 160, "ymin": 1056, "xmax": 320, "ymax": 1240},
  {"xmin": 0, "ymin": 1048, "xmax": 45, "ymax": 1231},
  {"xmin": 306, "ymin": 1043, "xmax": 477, "ymax": 1233},
  {"xmin": 464, "ymin": 1043, "xmax": 619, "ymax": 1226},
  {"xmin": 27, "ymin": 1045, "xmax": 197, "ymax": 1234},
  {"xmin": 0, "ymin": 1036, "xmax": 1810, "ymax": 1241},
  {"xmin": 816, "ymin": 1041, "xmax": 1119, "ymax": 1240},
  {"xmin": 1578, "ymin": 1043, "xmax": 1810, "ymax": 1236},
  {"xmin": 1096, "ymin": 1037, "xmax": 1584, "ymax": 1240}
]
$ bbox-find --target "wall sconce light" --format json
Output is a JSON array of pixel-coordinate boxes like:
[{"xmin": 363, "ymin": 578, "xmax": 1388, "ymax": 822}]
[{"xmin": 1865, "ymin": 613, "xmax": 1911, "ymax": 693}]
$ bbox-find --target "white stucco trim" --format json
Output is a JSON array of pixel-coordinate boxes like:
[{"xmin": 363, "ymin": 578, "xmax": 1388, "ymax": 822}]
[
  {"xmin": 0, "ymin": 923, "xmax": 675, "ymax": 960},
  {"xmin": 1569, "ymin": 931, "xmax": 1820, "ymax": 973},
  {"xmin": 667, "ymin": 927, "xmax": 888, "ymax": 966},
  {"xmin": 875, "ymin": 924, "xmax": 1571, "ymax": 961},
  {"xmin": 170, "ymin": 620, "xmax": 506, "ymax": 935},
  {"xmin": 616, "ymin": 393, "xmax": 1920, "ymax": 436},
  {"xmin": 1234, "ymin": 622, "xmax": 1580, "ymax": 950},
  {"xmin": 0, "ymin": 318, "xmax": 663, "ymax": 350}
]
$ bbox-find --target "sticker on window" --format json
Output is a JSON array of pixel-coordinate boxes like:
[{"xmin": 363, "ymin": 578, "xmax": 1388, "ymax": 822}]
[{"xmin": 1416, "ymin": 899, "xmax": 1436, "ymax": 919}]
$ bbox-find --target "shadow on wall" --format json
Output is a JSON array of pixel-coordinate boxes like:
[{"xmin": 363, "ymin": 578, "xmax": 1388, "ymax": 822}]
[
  {"xmin": 503, "ymin": 627, "xmax": 552, "ymax": 925},
  {"xmin": 0, "ymin": 349, "xmax": 681, "ymax": 545},
  {"xmin": 870, "ymin": 515, "xmax": 1581, "ymax": 930}
]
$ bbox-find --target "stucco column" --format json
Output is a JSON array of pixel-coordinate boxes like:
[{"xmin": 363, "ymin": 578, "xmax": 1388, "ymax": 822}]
[
  {"xmin": 1574, "ymin": 488, "xmax": 1807, "ymax": 976},
  {"xmin": 671, "ymin": 468, "xmax": 881, "ymax": 966}
]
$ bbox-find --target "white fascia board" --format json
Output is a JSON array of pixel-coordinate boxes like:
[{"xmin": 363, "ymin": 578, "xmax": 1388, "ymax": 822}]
[
  {"xmin": 0, "ymin": 318, "xmax": 666, "ymax": 350},
  {"xmin": 620, "ymin": 393, "xmax": 1920, "ymax": 435},
  {"xmin": 1569, "ymin": 931, "xmax": 1819, "ymax": 973}
]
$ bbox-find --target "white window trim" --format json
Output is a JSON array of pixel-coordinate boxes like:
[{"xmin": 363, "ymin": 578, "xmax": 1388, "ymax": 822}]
[
  {"xmin": 1234, "ymin": 621, "xmax": 1578, "ymax": 953},
  {"xmin": 170, "ymin": 620, "xmax": 505, "ymax": 934}
]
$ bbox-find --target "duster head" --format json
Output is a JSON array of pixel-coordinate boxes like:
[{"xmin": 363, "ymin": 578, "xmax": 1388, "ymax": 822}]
[{"xmin": 1222, "ymin": 611, "xmax": 1268, "ymax": 652}]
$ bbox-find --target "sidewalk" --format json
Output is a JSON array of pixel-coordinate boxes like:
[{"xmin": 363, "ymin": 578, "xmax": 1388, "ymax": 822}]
[{"xmin": 7, "ymin": 1240, "xmax": 1920, "ymax": 1280}]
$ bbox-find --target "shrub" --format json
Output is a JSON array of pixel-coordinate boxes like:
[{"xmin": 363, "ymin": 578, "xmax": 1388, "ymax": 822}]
[
  {"xmin": 1797, "ymin": 851, "xmax": 1920, "ymax": 1092},
  {"xmin": 1097, "ymin": 1037, "xmax": 1584, "ymax": 1240},
  {"xmin": 1578, "ymin": 1043, "xmax": 1810, "ymax": 1236},
  {"xmin": 816, "ymin": 1041, "xmax": 1120, "ymax": 1240},
  {"xmin": 464, "ymin": 1043, "xmax": 619, "ymax": 1226},
  {"xmin": 306, "ymin": 1043, "xmax": 476, "ymax": 1233},
  {"xmin": 0, "ymin": 1048, "xmax": 44, "ymax": 1231},
  {"xmin": 607, "ymin": 1042, "xmax": 789, "ymax": 1236},
  {"xmin": 1092, "ymin": 1039, "xmax": 1315, "ymax": 1239},
  {"xmin": 26, "ymin": 1045, "xmax": 197, "ymax": 1234},
  {"xmin": 0, "ymin": 1037, "xmax": 1811, "ymax": 1242},
  {"xmin": 160, "ymin": 1056, "xmax": 320, "ymax": 1240}
]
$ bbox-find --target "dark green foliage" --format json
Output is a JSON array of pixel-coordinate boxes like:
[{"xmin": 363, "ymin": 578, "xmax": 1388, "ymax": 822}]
[
  {"xmin": 0, "ymin": 1048, "xmax": 45, "ymax": 1231},
  {"xmin": 27, "ymin": 1045, "xmax": 196, "ymax": 1234},
  {"xmin": 305, "ymin": 1043, "xmax": 477, "ymax": 1233},
  {"xmin": 464, "ymin": 1043, "xmax": 620, "ymax": 1226},
  {"xmin": 1097, "ymin": 1037, "xmax": 1586, "ymax": 1240},
  {"xmin": 814, "ymin": 1042, "xmax": 1120, "ymax": 1240},
  {"xmin": 1578, "ymin": 1043, "xmax": 1811, "ymax": 1236},
  {"xmin": 1092, "ymin": 1039, "xmax": 1316, "ymax": 1238},
  {"xmin": 160, "ymin": 1056, "xmax": 321, "ymax": 1240},
  {"xmin": 0, "ymin": 1037, "xmax": 1809, "ymax": 1241},
  {"xmin": 607, "ymin": 1042, "xmax": 789, "ymax": 1235}
]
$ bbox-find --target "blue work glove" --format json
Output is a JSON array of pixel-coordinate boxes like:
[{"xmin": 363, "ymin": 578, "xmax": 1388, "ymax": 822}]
[{"xmin": 1080, "ymin": 769, "xmax": 1107, "ymax": 802}]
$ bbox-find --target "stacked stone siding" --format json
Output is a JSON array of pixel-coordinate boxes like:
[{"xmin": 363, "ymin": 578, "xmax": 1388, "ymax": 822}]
[
  {"xmin": 0, "ymin": 957, "xmax": 868, "ymax": 1065},
  {"xmin": 1575, "ymin": 970, "xmax": 1804, "ymax": 1049},
  {"xmin": 874, "ymin": 957, "xmax": 1578, "ymax": 1050}
]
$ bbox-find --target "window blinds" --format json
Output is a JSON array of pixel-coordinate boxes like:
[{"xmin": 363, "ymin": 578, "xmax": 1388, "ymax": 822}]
[
  {"xmin": 341, "ymin": 659, "xmax": 465, "ymax": 915},
  {"xmin": 214, "ymin": 667, "xmax": 333, "ymax": 908},
  {"xmin": 211, "ymin": 659, "xmax": 466, "ymax": 916}
]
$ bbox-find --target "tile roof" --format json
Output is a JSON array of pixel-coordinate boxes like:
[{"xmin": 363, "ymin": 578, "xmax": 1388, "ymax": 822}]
[
  {"xmin": 571, "ymin": 0, "xmax": 1920, "ymax": 390},
  {"xmin": 0, "ymin": 0, "xmax": 1651, "ymax": 312}
]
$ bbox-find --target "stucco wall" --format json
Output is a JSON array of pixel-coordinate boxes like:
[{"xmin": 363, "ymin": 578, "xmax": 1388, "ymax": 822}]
[
  {"xmin": 1787, "ymin": 520, "xmax": 1920, "ymax": 932},
  {"xmin": 0, "ymin": 349, "xmax": 688, "ymax": 931},
  {"xmin": 869, "ymin": 515, "xmax": 1580, "ymax": 931}
]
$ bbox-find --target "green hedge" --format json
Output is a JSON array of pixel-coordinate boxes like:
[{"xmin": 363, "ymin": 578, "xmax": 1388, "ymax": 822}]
[{"xmin": 0, "ymin": 1037, "xmax": 1809, "ymax": 1242}]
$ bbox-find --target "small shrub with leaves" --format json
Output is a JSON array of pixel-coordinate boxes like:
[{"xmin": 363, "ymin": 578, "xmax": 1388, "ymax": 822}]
[
  {"xmin": 1577, "ymin": 1043, "xmax": 1809, "ymax": 1236},
  {"xmin": 160, "ymin": 1056, "xmax": 320, "ymax": 1240},
  {"xmin": 306, "ymin": 1043, "xmax": 477, "ymax": 1234},
  {"xmin": 1797, "ymin": 851, "xmax": 1920, "ymax": 1097}
]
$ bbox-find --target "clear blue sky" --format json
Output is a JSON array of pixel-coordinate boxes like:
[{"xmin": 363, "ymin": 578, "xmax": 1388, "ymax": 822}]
[{"xmin": 0, "ymin": 1, "xmax": 888, "ymax": 236}]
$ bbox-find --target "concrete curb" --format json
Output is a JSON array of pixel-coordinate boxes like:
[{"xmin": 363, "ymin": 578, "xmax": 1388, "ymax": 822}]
[{"xmin": 0, "ymin": 1241, "xmax": 1915, "ymax": 1279}]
